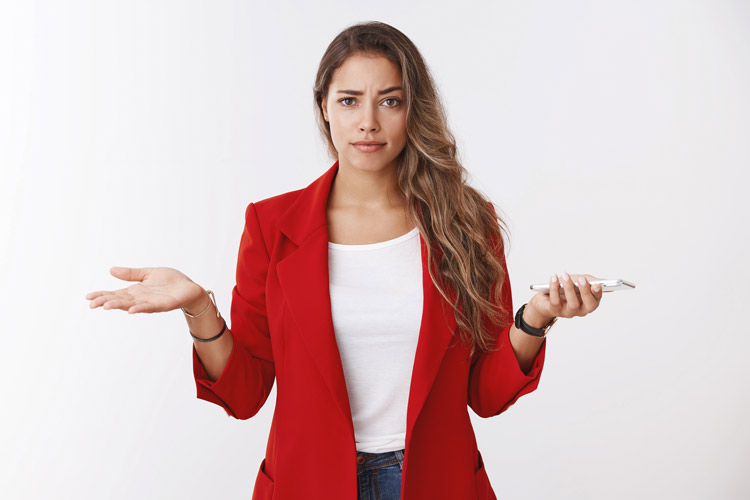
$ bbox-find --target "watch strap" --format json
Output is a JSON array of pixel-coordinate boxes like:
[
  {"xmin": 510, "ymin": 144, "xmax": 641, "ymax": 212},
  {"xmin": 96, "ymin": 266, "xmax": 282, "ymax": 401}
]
[{"xmin": 515, "ymin": 303, "xmax": 557, "ymax": 338}]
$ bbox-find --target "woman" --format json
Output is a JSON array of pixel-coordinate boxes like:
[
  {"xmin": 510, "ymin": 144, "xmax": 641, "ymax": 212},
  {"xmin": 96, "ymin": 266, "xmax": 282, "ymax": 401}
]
[{"xmin": 86, "ymin": 21, "xmax": 603, "ymax": 500}]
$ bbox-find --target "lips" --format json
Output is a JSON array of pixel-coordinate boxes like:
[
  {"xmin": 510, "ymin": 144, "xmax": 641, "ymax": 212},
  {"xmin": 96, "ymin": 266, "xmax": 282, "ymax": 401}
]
[{"xmin": 353, "ymin": 142, "xmax": 385, "ymax": 152}]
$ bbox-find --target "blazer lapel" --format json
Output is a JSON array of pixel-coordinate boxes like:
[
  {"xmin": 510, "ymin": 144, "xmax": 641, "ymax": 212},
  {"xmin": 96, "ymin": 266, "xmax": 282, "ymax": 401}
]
[{"xmin": 275, "ymin": 160, "xmax": 457, "ymax": 451}]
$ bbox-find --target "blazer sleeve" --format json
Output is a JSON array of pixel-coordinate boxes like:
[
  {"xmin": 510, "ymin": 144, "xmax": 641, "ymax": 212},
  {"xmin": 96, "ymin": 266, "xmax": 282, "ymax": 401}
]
[
  {"xmin": 192, "ymin": 202, "xmax": 275, "ymax": 420},
  {"xmin": 467, "ymin": 217, "xmax": 547, "ymax": 418}
]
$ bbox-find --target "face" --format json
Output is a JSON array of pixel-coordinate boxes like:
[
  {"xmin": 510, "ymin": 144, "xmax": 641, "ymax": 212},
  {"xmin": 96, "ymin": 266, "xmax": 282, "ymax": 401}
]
[{"xmin": 321, "ymin": 53, "xmax": 407, "ymax": 174}]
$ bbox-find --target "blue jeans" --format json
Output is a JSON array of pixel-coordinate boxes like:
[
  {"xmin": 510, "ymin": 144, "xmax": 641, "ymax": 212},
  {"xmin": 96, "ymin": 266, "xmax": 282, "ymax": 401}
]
[{"xmin": 356, "ymin": 448, "xmax": 404, "ymax": 500}]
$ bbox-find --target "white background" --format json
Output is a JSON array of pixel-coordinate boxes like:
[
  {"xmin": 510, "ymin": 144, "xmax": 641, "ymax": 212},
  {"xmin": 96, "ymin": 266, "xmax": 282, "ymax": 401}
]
[{"xmin": 2, "ymin": 1, "xmax": 748, "ymax": 498}]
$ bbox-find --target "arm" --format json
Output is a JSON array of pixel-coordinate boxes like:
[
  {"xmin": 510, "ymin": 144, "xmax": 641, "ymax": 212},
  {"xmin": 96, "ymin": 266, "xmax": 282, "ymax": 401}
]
[
  {"xmin": 184, "ymin": 290, "xmax": 234, "ymax": 383},
  {"xmin": 508, "ymin": 306, "xmax": 552, "ymax": 375},
  {"xmin": 192, "ymin": 202, "xmax": 275, "ymax": 420},
  {"xmin": 467, "ymin": 249, "xmax": 547, "ymax": 418}
]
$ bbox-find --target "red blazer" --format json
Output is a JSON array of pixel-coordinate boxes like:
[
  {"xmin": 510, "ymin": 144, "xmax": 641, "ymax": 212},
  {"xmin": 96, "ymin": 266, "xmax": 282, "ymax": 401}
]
[{"xmin": 192, "ymin": 160, "xmax": 547, "ymax": 500}]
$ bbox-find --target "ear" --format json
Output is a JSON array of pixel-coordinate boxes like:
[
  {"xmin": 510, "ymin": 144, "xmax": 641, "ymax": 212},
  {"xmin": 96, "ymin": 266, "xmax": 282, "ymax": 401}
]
[{"xmin": 321, "ymin": 96, "xmax": 329, "ymax": 122}]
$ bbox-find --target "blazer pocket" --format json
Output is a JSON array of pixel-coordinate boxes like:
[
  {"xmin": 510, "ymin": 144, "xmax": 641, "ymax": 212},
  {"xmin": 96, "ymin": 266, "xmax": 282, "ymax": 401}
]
[
  {"xmin": 474, "ymin": 451, "xmax": 497, "ymax": 500},
  {"xmin": 251, "ymin": 458, "xmax": 274, "ymax": 500}
]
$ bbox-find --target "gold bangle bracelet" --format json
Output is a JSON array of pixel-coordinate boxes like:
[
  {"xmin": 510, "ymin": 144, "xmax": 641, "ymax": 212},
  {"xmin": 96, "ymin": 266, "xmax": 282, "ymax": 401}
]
[{"xmin": 181, "ymin": 289, "xmax": 221, "ymax": 318}]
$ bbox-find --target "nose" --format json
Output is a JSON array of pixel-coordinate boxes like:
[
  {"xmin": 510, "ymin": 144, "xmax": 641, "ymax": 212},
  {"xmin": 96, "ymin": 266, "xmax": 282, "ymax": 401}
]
[{"xmin": 358, "ymin": 101, "xmax": 379, "ymax": 133}]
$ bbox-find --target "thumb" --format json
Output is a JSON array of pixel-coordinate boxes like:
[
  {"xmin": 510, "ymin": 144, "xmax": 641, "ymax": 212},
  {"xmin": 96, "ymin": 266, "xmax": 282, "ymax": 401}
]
[{"xmin": 110, "ymin": 266, "xmax": 152, "ymax": 282}]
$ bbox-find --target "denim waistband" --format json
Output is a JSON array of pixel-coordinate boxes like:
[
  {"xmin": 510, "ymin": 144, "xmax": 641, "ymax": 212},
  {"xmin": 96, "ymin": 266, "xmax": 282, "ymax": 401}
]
[{"xmin": 356, "ymin": 449, "xmax": 405, "ymax": 472}]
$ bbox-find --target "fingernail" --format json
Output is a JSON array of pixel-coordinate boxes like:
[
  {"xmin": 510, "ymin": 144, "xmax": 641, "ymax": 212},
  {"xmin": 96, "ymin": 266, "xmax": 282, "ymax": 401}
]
[
  {"xmin": 550, "ymin": 274, "xmax": 558, "ymax": 282},
  {"xmin": 562, "ymin": 272, "xmax": 570, "ymax": 281},
  {"xmin": 578, "ymin": 276, "xmax": 586, "ymax": 286}
]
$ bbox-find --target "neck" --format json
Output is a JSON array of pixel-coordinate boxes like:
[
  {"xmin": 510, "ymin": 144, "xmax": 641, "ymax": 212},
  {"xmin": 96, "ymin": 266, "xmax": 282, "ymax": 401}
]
[{"xmin": 328, "ymin": 160, "xmax": 406, "ymax": 210}]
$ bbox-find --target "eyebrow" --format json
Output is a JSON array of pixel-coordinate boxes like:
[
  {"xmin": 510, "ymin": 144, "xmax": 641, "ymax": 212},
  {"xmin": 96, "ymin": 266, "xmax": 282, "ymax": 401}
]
[{"xmin": 336, "ymin": 86, "xmax": 403, "ymax": 96}]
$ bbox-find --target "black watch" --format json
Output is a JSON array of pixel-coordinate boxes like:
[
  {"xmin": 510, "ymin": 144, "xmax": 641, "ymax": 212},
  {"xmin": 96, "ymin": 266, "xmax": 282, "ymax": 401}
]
[{"xmin": 514, "ymin": 303, "xmax": 557, "ymax": 338}]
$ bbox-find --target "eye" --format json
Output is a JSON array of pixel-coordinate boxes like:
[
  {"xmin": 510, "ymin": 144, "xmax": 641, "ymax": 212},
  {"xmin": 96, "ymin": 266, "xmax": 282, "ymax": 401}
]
[
  {"xmin": 383, "ymin": 97, "xmax": 402, "ymax": 107},
  {"xmin": 338, "ymin": 97, "xmax": 355, "ymax": 106}
]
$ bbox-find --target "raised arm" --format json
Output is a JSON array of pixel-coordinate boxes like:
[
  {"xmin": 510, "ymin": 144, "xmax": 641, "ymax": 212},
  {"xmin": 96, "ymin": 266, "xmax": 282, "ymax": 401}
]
[
  {"xmin": 467, "ymin": 250, "xmax": 547, "ymax": 418},
  {"xmin": 191, "ymin": 202, "xmax": 275, "ymax": 419}
]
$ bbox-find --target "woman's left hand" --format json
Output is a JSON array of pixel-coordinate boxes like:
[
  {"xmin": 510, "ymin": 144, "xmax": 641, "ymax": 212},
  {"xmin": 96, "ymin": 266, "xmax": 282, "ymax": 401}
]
[{"xmin": 527, "ymin": 272, "xmax": 604, "ymax": 322}]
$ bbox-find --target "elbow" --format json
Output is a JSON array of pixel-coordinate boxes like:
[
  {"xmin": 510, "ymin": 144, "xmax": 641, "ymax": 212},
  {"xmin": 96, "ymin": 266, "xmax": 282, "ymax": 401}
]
[{"xmin": 468, "ymin": 398, "xmax": 515, "ymax": 419}]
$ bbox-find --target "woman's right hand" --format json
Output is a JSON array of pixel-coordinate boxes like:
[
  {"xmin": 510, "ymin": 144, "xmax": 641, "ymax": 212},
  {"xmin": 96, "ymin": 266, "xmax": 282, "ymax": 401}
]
[{"xmin": 85, "ymin": 267, "xmax": 206, "ymax": 314}]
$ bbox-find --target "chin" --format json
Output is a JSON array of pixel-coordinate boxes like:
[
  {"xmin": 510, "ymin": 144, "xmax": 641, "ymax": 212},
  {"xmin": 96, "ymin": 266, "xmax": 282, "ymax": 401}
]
[{"xmin": 347, "ymin": 155, "xmax": 398, "ymax": 172}]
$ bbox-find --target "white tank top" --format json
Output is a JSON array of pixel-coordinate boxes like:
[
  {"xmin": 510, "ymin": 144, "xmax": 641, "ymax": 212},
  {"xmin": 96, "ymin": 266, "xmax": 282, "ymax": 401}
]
[{"xmin": 328, "ymin": 226, "xmax": 423, "ymax": 453}]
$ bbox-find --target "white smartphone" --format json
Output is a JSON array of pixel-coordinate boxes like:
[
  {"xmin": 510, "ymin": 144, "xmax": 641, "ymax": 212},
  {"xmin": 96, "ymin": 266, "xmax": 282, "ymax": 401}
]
[{"xmin": 530, "ymin": 278, "xmax": 635, "ymax": 294}]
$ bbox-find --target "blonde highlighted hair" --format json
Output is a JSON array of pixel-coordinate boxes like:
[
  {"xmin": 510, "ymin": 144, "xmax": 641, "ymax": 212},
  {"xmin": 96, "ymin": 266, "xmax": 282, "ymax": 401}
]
[{"xmin": 313, "ymin": 21, "xmax": 512, "ymax": 358}]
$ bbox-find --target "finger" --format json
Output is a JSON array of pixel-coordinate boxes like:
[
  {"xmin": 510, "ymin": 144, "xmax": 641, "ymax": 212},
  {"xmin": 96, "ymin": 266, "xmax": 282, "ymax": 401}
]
[
  {"xmin": 128, "ymin": 296, "xmax": 167, "ymax": 314},
  {"xmin": 592, "ymin": 280, "xmax": 603, "ymax": 300},
  {"xmin": 128, "ymin": 302, "xmax": 155, "ymax": 314},
  {"xmin": 548, "ymin": 274, "xmax": 562, "ymax": 308},
  {"xmin": 577, "ymin": 274, "xmax": 604, "ymax": 298},
  {"xmin": 101, "ymin": 298, "xmax": 136, "ymax": 311},
  {"xmin": 577, "ymin": 276, "xmax": 598, "ymax": 313},
  {"xmin": 87, "ymin": 284, "xmax": 136, "ymax": 302},
  {"xmin": 89, "ymin": 294, "xmax": 114, "ymax": 308},
  {"xmin": 561, "ymin": 272, "xmax": 580, "ymax": 309},
  {"xmin": 88, "ymin": 293, "xmax": 125, "ymax": 308},
  {"xmin": 93, "ymin": 293, "xmax": 136, "ymax": 311},
  {"xmin": 569, "ymin": 274, "xmax": 587, "ymax": 299},
  {"xmin": 110, "ymin": 267, "xmax": 151, "ymax": 282},
  {"xmin": 582, "ymin": 274, "xmax": 603, "ymax": 294}
]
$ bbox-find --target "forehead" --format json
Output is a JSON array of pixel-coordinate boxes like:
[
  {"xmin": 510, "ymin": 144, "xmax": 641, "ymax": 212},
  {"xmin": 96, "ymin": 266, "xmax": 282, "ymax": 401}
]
[{"xmin": 330, "ymin": 53, "xmax": 402, "ymax": 89}]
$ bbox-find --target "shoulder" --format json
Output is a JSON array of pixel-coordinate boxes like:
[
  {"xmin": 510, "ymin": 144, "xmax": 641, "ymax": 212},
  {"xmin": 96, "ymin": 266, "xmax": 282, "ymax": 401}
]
[
  {"xmin": 241, "ymin": 188, "xmax": 304, "ymax": 238},
  {"xmin": 253, "ymin": 188, "xmax": 303, "ymax": 218}
]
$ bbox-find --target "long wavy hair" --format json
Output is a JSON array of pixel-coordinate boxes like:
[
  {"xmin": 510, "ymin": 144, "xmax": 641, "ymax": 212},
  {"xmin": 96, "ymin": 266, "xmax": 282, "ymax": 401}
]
[{"xmin": 312, "ymin": 21, "xmax": 512, "ymax": 359}]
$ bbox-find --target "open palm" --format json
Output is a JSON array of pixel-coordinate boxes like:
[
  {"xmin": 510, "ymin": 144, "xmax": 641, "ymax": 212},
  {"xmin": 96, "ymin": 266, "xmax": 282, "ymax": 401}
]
[{"xmin": 86, "ymin": 266, "xmax": 203, "ymax": 314}]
